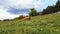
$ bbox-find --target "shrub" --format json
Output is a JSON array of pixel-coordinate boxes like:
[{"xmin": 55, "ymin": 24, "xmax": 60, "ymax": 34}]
[
  {"xmin": 29, "ymin": 8, "xmax": 37, "ymax": 16},
  {"xmin": 3, "ymin": 19, "xmax": 10, "ymax": 21},
  {"xmin": 17, "ymin": 15, "xmax": 23, "ymax": 19}
]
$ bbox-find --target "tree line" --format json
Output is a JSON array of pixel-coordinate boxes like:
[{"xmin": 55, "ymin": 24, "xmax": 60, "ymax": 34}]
[{"xmin": 29, "ymin": 0, "xmax": 60, "ymax": 16}]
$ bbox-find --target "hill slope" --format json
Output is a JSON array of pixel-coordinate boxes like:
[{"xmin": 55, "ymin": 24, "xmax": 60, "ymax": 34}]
[{"xmin": 0, "ymin": 13, "xmax": 60, "ymax": 34}]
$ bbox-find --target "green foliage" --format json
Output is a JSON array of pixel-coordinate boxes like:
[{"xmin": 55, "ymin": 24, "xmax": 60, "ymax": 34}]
[
  {"xmin": 42, "ymin": 0, "xmax": 60, "ymax": 15},
  {"xmin": 29, "ymin": 8, "xmax": 37, "ymax": 16},
  {"xmin": 15, "ymin": 15, "xmax": 23, "ymax": 19},
  {"xmin": 56, "ymin": 0, "xmax": 60, "ymax": 7},
  {"xmin": 37, "ymin": 12, "xmax": 42, "ymax": 16},
  {"xmin": 55, "ymin": 0, "xmax": 60, "ymax": 11},
  {"xmin": 0, "ymin": 13, "xmax": 60, "ymax": 34},
  {"xmin": 18, "ymin": 15, "xmax": 23, "ymax": 19},
  {"xmin": 0, "ymin": 20, "xmax": 2, "ymax": 21},
  {"xmin": 3, "ymin": 19, "xmax": 10, "ymax": 21},
  {"xmin": 42, "ymin": 6, "xmax": 57, "ymax": 15}
]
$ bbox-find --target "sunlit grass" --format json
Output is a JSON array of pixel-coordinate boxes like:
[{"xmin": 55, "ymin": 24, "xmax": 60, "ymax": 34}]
[{"xmin": 0, "ymin": 13, "xmax": 60, "ymax": 34}]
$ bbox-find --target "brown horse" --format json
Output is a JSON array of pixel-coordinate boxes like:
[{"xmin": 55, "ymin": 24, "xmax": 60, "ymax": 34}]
[{"xmin": 23, "ymin": 16, "xmax": 30, "ymax": 20}]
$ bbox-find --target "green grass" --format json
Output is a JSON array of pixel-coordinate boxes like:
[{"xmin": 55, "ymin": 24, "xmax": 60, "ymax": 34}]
[{"xmin": 0, "ymin": 13, "xmax": 60, "ymax": 34}]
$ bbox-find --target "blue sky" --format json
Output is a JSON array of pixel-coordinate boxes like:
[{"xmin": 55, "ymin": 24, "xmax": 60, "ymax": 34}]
[{"xmin": 0, "ymin": 0, "xmax": 58, "ymax": 20}]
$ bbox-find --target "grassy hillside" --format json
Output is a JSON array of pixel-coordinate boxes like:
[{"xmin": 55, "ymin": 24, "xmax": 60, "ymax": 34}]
[{"xmin": 0, "ymin": 13, "xmax": 60, "ymax": 34}]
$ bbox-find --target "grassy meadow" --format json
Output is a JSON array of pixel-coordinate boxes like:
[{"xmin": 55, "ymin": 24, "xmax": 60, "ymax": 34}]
[{"xmin": 0, "ymin": 13, "xmax": 60, "ymax": 34}]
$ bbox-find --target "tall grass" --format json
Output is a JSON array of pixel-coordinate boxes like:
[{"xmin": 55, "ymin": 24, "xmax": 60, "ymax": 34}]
[{"xmin": 0, "ymin": 13, "xmax": 60, "ymax": 34}]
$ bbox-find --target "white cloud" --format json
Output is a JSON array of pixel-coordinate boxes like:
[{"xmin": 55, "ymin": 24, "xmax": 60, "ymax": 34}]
[
  {"xmin": 0, "ymin": 0, "xmax": 57, "ymax": 9},
  {"xmin": 1, "ymin": 0, "xmax": 42, "ymax": 9},
  {"xmin": 0, "ymin": 6, "xmax": 19, "ymax": 20},
  {"xmin": 0, "ymin": 0, "xmax": 57, "ymax": 20}
]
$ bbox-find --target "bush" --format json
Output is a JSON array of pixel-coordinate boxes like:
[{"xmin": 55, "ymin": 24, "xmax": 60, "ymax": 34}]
[
  {"xmin": 3, "ymin": 19, "xmax": 10, "ymax": 21},
  {"xmin": 18, "ymin": 15, "xmax": 23, "ymax": 19},
  {"xmin": 29, "ymin": 8, "xmax": 37, "ymax": 16}
]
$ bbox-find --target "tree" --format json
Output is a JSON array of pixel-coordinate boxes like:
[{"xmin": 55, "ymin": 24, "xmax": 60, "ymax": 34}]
[
  {"xmin": 42, "ymin": 5, "xmax": 58, "ymax": 15},
  {"xmin": 55, "ymin": 0, "xmax": 60, "ymax": 11},
  {"xmin": 56, "ymin": 0, "xmax": 60, "ymax": 7},
  {"xmin": 29, "ymin": 8, "xmax": 37, "ymax": 16},
  {"xmin": 41, "ymin": 0, "xmax": 60, "ymax": 15}
]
